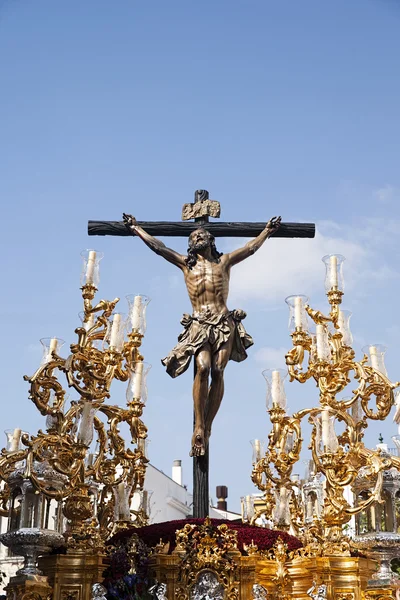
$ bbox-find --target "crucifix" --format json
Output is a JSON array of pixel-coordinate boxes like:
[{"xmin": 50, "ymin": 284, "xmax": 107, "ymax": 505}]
[{"xmin": 88, "ymin": 190, "xmax": 315, "ymax": 518}]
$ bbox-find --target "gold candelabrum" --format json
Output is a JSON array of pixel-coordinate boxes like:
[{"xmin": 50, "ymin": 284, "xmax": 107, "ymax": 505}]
[
  {"xmin": 251, "ymin": 253, "xmax": 400, "ymax": 556},
  {"xmin": 0, "ymin": 250, "xmax": 152, "ymax": 554}
]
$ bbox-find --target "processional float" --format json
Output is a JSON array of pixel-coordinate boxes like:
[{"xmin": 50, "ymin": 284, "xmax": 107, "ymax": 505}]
[{"xmin": 0, "ymin": 192, "xmax": 399, "ymax": 600}]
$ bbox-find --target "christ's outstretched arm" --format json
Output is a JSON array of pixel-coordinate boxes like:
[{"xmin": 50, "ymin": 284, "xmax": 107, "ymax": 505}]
[
  {"xmin": 123, "ymin": 213, "xmax": 186, "ymax": 269},
  {"xmin": 225, "ymin": 216, "xmax": 281, "ymax": 267}
]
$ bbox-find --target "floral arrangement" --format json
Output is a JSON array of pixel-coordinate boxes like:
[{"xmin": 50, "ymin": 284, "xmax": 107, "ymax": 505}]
[
  {"xmin": 104, "ymin": 519, "xmax": 302, "ymax": 599},
  {"xmin": 111, "ymin": 518, "xmax": 302, "ymax": 554}
]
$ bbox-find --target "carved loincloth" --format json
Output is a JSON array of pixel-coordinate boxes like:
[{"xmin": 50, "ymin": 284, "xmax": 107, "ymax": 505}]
[{"xmin": 161, "ymin": 309, "xmax": 254, "ymax": 378}]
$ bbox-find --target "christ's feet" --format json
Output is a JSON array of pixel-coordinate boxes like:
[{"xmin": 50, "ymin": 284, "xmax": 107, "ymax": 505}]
[{"xmin": 190, "ymin": 429, "xmax": 206, "ymax": 457}]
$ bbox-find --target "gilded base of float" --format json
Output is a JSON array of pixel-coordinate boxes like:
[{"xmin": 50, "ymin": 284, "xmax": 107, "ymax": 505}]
[
  {"xmin": 38, "ymin": 550, "xmax": 107, "ymax": 600},
  {"xmin": 150, "ymin": 553, "xmax": 388, "ymax": 600},
  {"xmin": 149, "ymin": 553, "xmax": 259, "ymax": 600},
  {"xmin": 363, "ymin": 588, "xmax": 397, "ymax": 600},
  {"xmin": 5, "ymin": 573, "xmax": 53, "ymax": 600},
  {"xmin": 8, "ymin": 549, "xmax": 394, "ymax": 600},
  {"xmin": 285, "ymin": 556, "xmax": 376, "ymax": 600}
]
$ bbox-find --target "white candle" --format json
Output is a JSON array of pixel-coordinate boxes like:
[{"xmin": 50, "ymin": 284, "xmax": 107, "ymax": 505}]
[
  {"xmin": 245, "ymin": 494, "xmax": 253, "ymax": 519},
  {"xmin": 133, "ymin": 361, "xmax": 144, "ymax": 399},
  {"xmin": 46, "ymin": 337, "xmax": 58, "ymax": 362},
  {"xmin": 276, "ymin": 487, "xmax": 289, "ymax": 524},
  {"xmin": 110, "ymin": 314, "xmax": 122, "ymax": 348},
  {"xmin": 337, "ymin": 309, "xmax": 344, "ymax": 333},
  {"xmin": 84, "ymin": 314, "xmax": 95, "ymax": 332},
  {"xmin": 330, "ymin": 255, "xmax": 338, "ymax": 289},
  {"xmin": 321, "ymin": 409, "xmax": 338, "ymax": 452},
  {"xmin": 86, "ymin": 251, "xmax": 96, "ymax": 284},
  {"xmin": 284, "ymin": 432, "xmax": 294, "ymax": 453},
  {"xmin": 271, "ymin": 370, "xmax": 281, "ymax": 406},
  {"xmin": 307, "ymin": 496, "xmax": 313, "ymax": 517},
  {"xmin": 77, "ymin": 402, "xmax": 93, "ymax": 443},
  {"xmin": 85, "ymin": 251, "xmax": 96, "ymax": 284},
  {"xmin": 142, "ymin": 490, "xmax": 148, "ymax": 512},
  {"xmin": 321, "ymin": 409, "xmax": 330, "ymax": 451},
  {"xmin": 316, "ymin": 325, "xmax": 329, "ymax": 360},
  {"xmin": 294, "ymin": 296, "xmax": 303, "ymax": 329},
  {"xmin": 254, "ymin": 439, "xmax": 261, "ymax": 461},
  {"xmin": 10, "ymin": 428, "xmax": 21, "ymax": 452},
  {"xmin": 118, "ymin": 483, "xmax": 130, "ymax": 520},
  {"xmin": 369, "ymin": 346, "xmax": 379, "ymax": 370},
  {"xmin": 131, "ymin": 296, "xmax": 142, "ymax": 331}
]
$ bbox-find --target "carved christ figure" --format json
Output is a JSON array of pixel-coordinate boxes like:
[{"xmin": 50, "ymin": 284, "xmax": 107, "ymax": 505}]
[{"xmin": 123, "ymin": 213, "xmax": 281, "ymax": 457}]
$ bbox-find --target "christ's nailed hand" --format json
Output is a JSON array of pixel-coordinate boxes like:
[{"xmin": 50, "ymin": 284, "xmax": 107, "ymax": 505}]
[
  {"xmin": 123, "ymin": 213, "xmax": 137, "ymax": 229},
  {"xmin": 266, "ymin": 215, "xmax": 282, "ymax": 233}
]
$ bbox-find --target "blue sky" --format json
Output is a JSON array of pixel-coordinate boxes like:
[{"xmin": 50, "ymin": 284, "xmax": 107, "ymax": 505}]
[{"xmin": 1, "ymin": 0, "xmax": 400, "ymax": 514}]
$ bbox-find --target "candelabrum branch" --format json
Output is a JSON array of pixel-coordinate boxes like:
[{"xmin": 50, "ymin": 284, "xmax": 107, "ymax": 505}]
[
  {"xmin": 260, "ymin": 285, "xmax": 400, "ymax": 552},
  {"xmin": 0, "ymin": 282, "xmax": 151, "ymax": 551}
]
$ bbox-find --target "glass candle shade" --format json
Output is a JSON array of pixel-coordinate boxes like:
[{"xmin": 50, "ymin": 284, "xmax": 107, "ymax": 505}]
[
  {"xmin": 78, "ymin": 312, "xmax": 102, "ymax": 349},
  {"xmin": 76, "ymin": 401, "xmax": 97, "ymax": 446},
  {"xmin": 112, "ymin": 482, "xmax": 132, "ymax": 521},
  {"xmin": 392, "ymin": 435, "xmax": 400, "ymax": 452},
  {"xmin": 104, "ymin": 313, "xmax": 126, "ymax": 352},
  {"xmin": 126, "ymin": 295, "xmax": 151, "ymax": 335},
  {"xmin": 304, "ymin": 458, "xmax": 316, "ymax": 480},
  {"xmin": 322, "ymin": 254, "xmax": 345, "ymax": 293},
  {"xmin": 80, "ymin": 250, "xmax": 104, "ymax": 287},
  {"xmin": 126, "ymin": 362, "xmax": 152, "ymax": 404},
  {"xmin": 141, "ymin": 489, "xmax": 153, "ymax": 517},
  {"xmin": 78, "ymin": 311, "xmax": 96, "ymax": 332},
  {"xmin": 241, "ymin": 495, "xmax": 255, "ymax": 522},
  {"xmin": 337, "ymin": 309, "xmax": 353, "ymax": 346},
  {"xmin": 45, "ymin": 392, "xmax": 68, "ymax": 431},
  {"xmin": 131, "ymin": 489, "xmax": 153, "ymax": 518},
  {"xmin": 262, "ymin": 368, "xmax": 288, "ymax": 409},
  {"xmin": 362, "ymin": 344, "xmax": 388, "ymax": 377},
  {"xmin": 5, "ymin": 428, "xmax": 26, "ymax": 452},
  {"xmin": 290, "ymin": 473, "xmax": 300, "ymax": 496},
  {"xmin": 309, "ymin": 334, "xmax": 318, "ymax": 364},
  {"xmin": 137, "ymin": 437, "xmax": 150, "ymax": 459},
  {"xmin": 394, "ymin": 391, "xmax": 400, "ymax": 435},
  {"xmin": 273, "ymin": 486, "xmax": 291, "ymax": 528},
  {"xmin": 350, "ymin": 397, "xmax": 362, "ymax": 424},
  {"xmin": 313, "ymin": 409, "xmax": 338, "ymax": 454},
  {"xmin": 40, "ymin": 338, "xmax": 65, "ymax": 365},
  {"xmin": 315, "ymin": 324, "xmax": 331, "ymax": 361},
  {"xmin": 250, "ymin": 439, "xmax": 265, "ymax": 464},
  {"xmin": 281, "ymin": 431, "xmax": 294, "ymax": 454},
  {"xmin": 285, "ymin": 295, "xmax": 310, "ymax": 332}
]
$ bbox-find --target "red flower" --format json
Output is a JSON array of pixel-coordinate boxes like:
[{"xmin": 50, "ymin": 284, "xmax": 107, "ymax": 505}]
[{"xmin": 110, "ymin": 518, "xmax": 302, "ymax": 554}]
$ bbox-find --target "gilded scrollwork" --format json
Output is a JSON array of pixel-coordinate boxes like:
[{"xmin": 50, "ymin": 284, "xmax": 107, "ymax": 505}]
[
  {"xmin": 174, "ymin": 518, "xmax": 240, "ymax": 600},
  {"xmin": 0, "ymin": 282, "xmax": 150, "ymax": 550},
  {"xmin": 252, "ymin": 264, "xmax": 400, "ymax": 556}
]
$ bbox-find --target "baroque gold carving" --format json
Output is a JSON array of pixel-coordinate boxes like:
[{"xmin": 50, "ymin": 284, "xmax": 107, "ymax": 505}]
[
  {"xmin": 0, "ymin": 282, "xmax": 149, "ymax": 551},
  {"xmin": 252, "ymin": 277, "xmax": 400, "ymax": 557},
  {"xmin": 174, "ymin": 517, "xmax": 240, "ymax": 600}
]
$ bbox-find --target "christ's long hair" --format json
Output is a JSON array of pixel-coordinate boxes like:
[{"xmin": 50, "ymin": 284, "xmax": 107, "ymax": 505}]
[{"xmin": 185, "ymin": 229, "xmax": 223, "ymax": 269}]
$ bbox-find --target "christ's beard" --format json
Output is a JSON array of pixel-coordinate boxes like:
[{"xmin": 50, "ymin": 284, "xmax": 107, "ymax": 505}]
[{"xmin": 192, "ymin": 240, "xmax": 210, "ymax": 252}]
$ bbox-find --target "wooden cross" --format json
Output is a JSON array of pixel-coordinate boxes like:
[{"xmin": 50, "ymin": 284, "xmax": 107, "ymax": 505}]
[
  {"xmin": 88, "ymin": 190, "xmax": 315, "ymax": 239},
  {"xmin": 88, "ymin": 190, "xmax": 315, "ymax": 519}
]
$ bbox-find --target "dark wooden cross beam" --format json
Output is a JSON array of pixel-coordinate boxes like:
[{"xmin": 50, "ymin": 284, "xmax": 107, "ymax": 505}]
[
  {"xmin": 88, "ymin": 195, "xmax": 315, "ymax": 239},
  {"xmin": 88, "ymin": 190, "xmax": 315, "ymax": 520}
]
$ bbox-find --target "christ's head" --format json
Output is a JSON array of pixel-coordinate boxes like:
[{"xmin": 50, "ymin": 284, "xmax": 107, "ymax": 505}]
[{"xmin": 185, "ymin": 228, "xmax": 222, "ymax": 268}]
